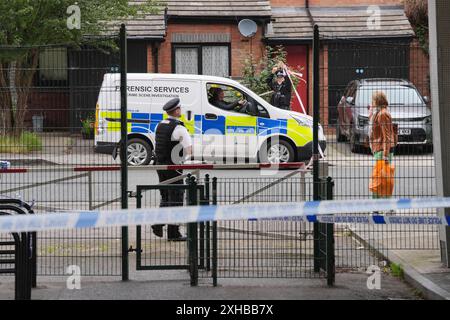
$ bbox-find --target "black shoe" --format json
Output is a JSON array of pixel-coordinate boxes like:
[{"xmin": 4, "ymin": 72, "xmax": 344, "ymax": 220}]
[
  {"xmin": 167, "ymin": 227, "xmax": 186, "ymax": 241},
  {"xmin": 168, "ymin": 236, "xmax": 187, "ymax": 242},
  {"xmin": 152, "ymin": 225, "xmax": 163, "ymax": 238}
]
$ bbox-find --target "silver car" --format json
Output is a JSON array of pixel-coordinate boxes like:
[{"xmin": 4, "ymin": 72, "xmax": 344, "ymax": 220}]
[{"xmin": 336, "ymin": 78, "xmax": 432, "ymax": 153}]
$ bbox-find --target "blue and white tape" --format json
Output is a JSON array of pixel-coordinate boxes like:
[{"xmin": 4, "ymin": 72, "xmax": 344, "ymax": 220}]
[{"xmin": 0, "ymin": 197, "xmax": 449, "ymax": 234}]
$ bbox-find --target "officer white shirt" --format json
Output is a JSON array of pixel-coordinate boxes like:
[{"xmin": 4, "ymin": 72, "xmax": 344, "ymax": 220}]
[{"xmin": 167, "ymin": 116, "xmax": 192, "ymax": 150}]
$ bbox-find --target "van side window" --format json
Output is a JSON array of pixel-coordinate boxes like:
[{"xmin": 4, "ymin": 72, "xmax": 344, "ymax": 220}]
[
  {"xmin": 257, "ymin": 104, "xmax": 270, "ymax": 118},
  {"xmin": 207, "ymin": 83, "xmax": 249, "ymax": 114}
]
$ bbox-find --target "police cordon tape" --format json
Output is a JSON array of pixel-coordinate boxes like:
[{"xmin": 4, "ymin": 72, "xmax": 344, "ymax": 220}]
[{"xmin": 0, "ymin": 197, "xmax": 450, "ymax": 234}]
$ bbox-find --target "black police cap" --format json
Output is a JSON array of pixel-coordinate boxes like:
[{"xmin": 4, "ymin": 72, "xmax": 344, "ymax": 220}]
[
  {"xmin": 275, "ymin": 70, "xmax": 285, "ymax": 77},
  {"xmin": 163, "ymin": 98, "xmax": 181, "ymax": 112}
]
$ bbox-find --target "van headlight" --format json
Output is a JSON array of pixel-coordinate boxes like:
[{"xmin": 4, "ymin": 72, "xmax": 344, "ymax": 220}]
[
  {"xmin": 291, "ymin": 115, "xmax": 313, "ymax": 127},
  {"xmin": 424, "ymin": 116, "xmax": 432, "ymax": 125},
  {"xmin": 292, "ymin": 115, "xmax": 325, "ymax": 140}
]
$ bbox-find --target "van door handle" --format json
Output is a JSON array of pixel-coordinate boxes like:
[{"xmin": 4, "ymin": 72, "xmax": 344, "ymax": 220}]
[
  {"xmin": 205, "ymin": 113, "xmax": 218, "ymax": 120},
  {"xmin": 187, "ymin": 110, "xmax": 192, "ymax": 121}
]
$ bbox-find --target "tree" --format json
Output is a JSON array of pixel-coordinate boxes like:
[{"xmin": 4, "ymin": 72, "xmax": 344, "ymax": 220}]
[
  {"xmin": 0, "ymin": 0, "xmax": 161, "ymax": 136},
  {"xmin": 403, "ymin": 0, "xmax": 429, "ymax": 55},
  {"xmin": 241, "ymin": 45, "xmax": 302, "ymax": 103}
]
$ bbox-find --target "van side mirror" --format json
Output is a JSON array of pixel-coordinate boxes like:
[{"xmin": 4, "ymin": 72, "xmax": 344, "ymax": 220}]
[
  {"xmin": 246, "ymin": 101, "xmax": 258, "ymax": 116},
  {"xmin": 423, "ymin": 96, "xmax": 430, "ymax": 104},
  {"xmin": 346, "ymin": 96, "xmax": 354, "ymax": 105}
]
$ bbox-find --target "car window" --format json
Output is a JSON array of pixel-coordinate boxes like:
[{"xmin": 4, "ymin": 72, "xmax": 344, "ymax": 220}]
[
  {"xmin": 206, "ymin": 83, "xmax": 249, "ymax": 114},
  {"xmin": 257, "ymin": 104, "xmax": 270, "ymax": 118},
  {"xmin": 356, "ymin": 85, "xmax": 424, "ymax": 106}
]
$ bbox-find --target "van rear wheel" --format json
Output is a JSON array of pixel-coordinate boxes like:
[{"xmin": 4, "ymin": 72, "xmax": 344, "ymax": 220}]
[
  {"xmin": 259, "ymin": 140, "xmax": 295, "ymax": 164},
  {"xmin": 124, "ymin": 138, "xmax": 152, "ymax": 166}
]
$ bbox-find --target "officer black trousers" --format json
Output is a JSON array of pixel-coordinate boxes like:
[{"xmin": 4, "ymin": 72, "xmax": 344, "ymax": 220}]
[{"xmin": 154, "ymin": 169, "xmax": 184, "ymax": 237}]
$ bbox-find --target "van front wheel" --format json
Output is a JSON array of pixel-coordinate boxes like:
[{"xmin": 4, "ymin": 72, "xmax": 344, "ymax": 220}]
[
  {"xmin": 259, "ymin": 140, "xmax": 295, "ymax": 164},
  {"xmin": 124, "ymin": 138, "xmax": 152, "ymax": 166}
]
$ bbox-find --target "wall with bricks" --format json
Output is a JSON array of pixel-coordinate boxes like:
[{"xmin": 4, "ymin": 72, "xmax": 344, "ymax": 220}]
[
  {"xmin": 149, "ymin": 23, "xmax": 265, "ymax": 78},
  {"xmin": 147, "ymin": 44, "xmax": 154, "ymax": 73},
  {"xmin": 409, "ymin": 39, "xmax": 430, "ymax": 100},
  {"xmin": 270, "ymin": 0, "xmax": 402, "ymax": 7},
  {"xmin": 270, "ymin": 0, "xmax": 306, "ymax": 6},
  {"xmin": 27, "ymin": 91, "xmax": 70, "ymax": 130},
  {"xmin": 307, "ymin": 0, "xmax": 402, "ymax": 6}
]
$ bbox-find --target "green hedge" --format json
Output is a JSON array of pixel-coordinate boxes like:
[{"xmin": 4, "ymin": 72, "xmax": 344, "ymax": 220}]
[{"xmin": 0, "ymin": 132, "xmax": 43, "ymax": 153}]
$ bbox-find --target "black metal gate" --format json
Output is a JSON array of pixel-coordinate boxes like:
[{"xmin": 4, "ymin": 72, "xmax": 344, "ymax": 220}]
[
  {"xmin": 134, "ymin": 175, "xmax": 213, "ymax": 285},
  {"xmin": 133, "ymin": 173, "xmax": 335, "ymax": 286}
]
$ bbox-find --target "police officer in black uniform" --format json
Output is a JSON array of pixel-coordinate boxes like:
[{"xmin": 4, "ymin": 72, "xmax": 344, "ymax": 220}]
[
  {"xmin": 267, "ymin": 64, "xmax": 292, "ymax": 110},
  {"xmin": 152, "ymin": 98, "xmax": 192, "ymax": 241}
]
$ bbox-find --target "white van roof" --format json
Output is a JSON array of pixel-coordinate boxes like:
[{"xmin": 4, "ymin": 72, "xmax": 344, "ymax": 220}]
[{"xmin": 103, "ymin": 73, "xmax": 239, "ymax": 85}]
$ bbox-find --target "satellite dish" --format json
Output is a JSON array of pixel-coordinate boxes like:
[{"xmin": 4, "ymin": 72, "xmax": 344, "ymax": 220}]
[{"xmin": 238, "ymin": 19, "xmax": 257, "ymax": 38}]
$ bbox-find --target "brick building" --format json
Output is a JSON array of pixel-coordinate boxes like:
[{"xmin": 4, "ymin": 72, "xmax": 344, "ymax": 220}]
[
  {"xmin": 31, "ymin": 0, "xmax": 428, "ymax": 130},
  {"xmin": 118, "ymin": 0, "xmax": 427, "ymax": 125}
]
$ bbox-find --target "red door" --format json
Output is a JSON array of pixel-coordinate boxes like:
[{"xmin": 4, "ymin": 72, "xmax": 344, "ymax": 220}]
[{"xmin": 286, "ymin": 45, "xmax": 309, "ymax": 114}]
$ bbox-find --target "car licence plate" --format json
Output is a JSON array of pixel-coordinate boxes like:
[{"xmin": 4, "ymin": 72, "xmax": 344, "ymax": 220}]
[{"xmin": 399, "ymin": 129, "xmax": 411, "ymax": 135}]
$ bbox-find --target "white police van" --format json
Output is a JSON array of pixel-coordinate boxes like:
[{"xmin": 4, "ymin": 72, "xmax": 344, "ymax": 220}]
[{"xmin": 94, "ymin": 73, "xmax": 326, "ymax": 165}]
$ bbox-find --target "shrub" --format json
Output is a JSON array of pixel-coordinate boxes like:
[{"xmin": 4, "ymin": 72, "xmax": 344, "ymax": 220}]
[
  {"xmin": 403, "ymin": 0, "xmax": 429, "ymax": 55},
  {"xmin": 0, "ymin": 131, "xmax": 43, "ymax": 153},
  {"xmin": 241, "ymin": 45, "xmax": 303, "ymax": 103},
  {"xmin": 81, "ymin": 114, "xmax": 95, "ymax": 137}
]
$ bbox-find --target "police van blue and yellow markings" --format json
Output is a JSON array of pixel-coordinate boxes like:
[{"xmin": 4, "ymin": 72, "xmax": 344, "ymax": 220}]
[
  {"xmin": 201, "ymin": 115, "xmax": 226, "ymax": 135},
  {"xmin": 130, "ymin": 113, "xmax": 150, "ymax": 134},
  {"xmin": 257, "ymin": 118, "xmax": 288, "ymax": 136},
  {"xmin": 100, "ymin": 110, "xmax": 312, "ymax": 148},
  {"xmin": 150, "ymin": 113, "xmax": 163, "ymax": 133},
  {"xmin": 286, "ymin": 118, "xmax": 312, "ymax": 147},
  {"xmin": 225, "ymin": 116, "xmax": 257, "ymax": 136},
  {"xmin": 101, "ymin": 111, "xmax": 132, "ymax": 132}
]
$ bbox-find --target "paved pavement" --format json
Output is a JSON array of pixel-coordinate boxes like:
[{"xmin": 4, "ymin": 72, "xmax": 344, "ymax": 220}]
[
  {"xmin": 351, "ymin": 227, "xmax": 450, "ymax": 300},
  {"xmin": 0, "ymin": 133, "xmax": 448, "ymax": 300},
  {"xmin": 0, "ymin": 268, "xmax": 421, "ymax": 300}
]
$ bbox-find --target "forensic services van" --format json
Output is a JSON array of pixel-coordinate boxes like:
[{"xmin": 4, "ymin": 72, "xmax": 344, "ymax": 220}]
[{"xmin": 94, "ymin": 73, "xmax": 326, "ymax": 165}]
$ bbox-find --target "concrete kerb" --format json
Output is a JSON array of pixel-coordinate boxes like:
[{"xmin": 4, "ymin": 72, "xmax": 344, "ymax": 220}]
[{"xmin": 348, "ymin": 228, "xmax": 450, "ymax": 300}]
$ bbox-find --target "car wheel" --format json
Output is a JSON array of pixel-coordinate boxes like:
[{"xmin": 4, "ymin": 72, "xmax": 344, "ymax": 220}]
[
  {"xmin": 259, "ymin": 139, "xmax": 295, "ymax": 164},
  {"xmin": 124, "ymin": 138, "xmax": 152, "ymax": 166},
  {"xmin": 336, "ymin": 124, "xmax": 346, "ymax": 142}
]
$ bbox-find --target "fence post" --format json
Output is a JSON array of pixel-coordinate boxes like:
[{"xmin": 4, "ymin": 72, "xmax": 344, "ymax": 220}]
[
  {"xmin": 429, "ymin": 0, "xmax": 450, "ymax": 267},
  {"xmin": 212, "ymin": 177, "xmax": 218, "ymax": 287},
  {"xmin": 205, "ymin": 174, "xmax": 211, "ymax": 271},
  {"xmin": 198, "ymin": 187, "xmax": 205, "ymax": 270},
  {"xmin": 326, "ymin": 177, "xmax": 335, "ymax": 286},
  {"xmin": 187, "ymin": 176, "xmax": 198, "ymax": 286},
  {"xmin": 120, "ymin": 23, "xmax": 129, "ymax": 281},
  {"xmin": 313, "ymin": 24, "xmax": 321, "ymax": 273},
  {"xmin": 88, "ymin": 171, "xmax": 93, "ymax": 211},
  {"xmin": 31, "ymin": 231, "xmax": 37, "ymax": 288}
]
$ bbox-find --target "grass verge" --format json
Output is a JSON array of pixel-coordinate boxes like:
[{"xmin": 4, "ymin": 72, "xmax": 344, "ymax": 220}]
[{"xmin": 0, "ymin": 132, "xmax": 43, "ymax": 153}]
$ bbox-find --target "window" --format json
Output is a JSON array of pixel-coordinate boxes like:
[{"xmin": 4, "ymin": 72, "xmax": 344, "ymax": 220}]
[
  {"xmin": 207, "ymin": 83, "xmax": 248, "ymax": 114},
  {"xmin": 256, "ymin": 104, "xmax": 270, "ymax": 118},
  {"xmin": 174, "ymin": 47, "xmax": 199, "ymax": 74},
  {"xmin": 356, "ymin": 85, "xmax": 424, "ymax": 106},
  {"xmin": 173, "ymin": 45, "xmax": 230, "ymax": 77},
  {"xmin": 38, "ymin": 48, "xmax": 68, "ymax": 86}
]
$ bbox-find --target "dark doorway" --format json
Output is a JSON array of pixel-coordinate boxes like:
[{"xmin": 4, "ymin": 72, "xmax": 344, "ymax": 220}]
[
  {"xmin": 128, "ymin": 40, "xmax": 148, "ymax": 73},
  {"xmin": 68, "ymin": 47, "xmax": 120, "ymax": 132}
]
